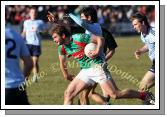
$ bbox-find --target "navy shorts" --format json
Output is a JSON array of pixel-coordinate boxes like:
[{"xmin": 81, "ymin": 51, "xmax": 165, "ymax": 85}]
[
  {"xmin": 149, "ymin": 59, "xmax": 155, "ymax": 73},
  {"xmin": 26, "ymin": 44, "xmax": 41, "ymax": 57},
  {"xmin": 5, "ymin": 88, "xmax": 29, "ymax": 105}
]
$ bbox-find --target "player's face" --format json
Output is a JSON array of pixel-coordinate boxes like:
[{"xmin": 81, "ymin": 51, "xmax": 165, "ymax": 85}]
[
  {"xmin": 80, "ymin": 13, "xmax": 91, "ymax": 21},
  {"xmin": 132, "ymin": 19, "xmax": 142, "ymax": 33},
  {"xmin": 29, "ymin": 9, "xmax": 37, "ymax": 20},
  {"xmin": 52, "ymin": 33, "xmax": 62, "ymax": 45}
]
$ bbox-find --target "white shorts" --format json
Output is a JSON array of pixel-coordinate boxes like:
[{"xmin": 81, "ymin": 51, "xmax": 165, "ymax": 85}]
[{"xmin": 76, "ymin": 64, "xmax": 112, "ymax": 85}]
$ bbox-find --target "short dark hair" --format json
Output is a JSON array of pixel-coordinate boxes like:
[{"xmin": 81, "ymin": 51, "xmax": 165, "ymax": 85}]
[
  {"xmin": 80, "ymin": 7, "xmax": 98, "ymax": 23},
  {"xmin": 131, "ymin": 12, "xmax": 150, "ymax": 27},
  {"xmin": 29, "ymin": 6, "xmax": 37, "ymax": 11},
  {"xmin": 50, "ymin": 24, "xmax": 71, "ymax": 37}
]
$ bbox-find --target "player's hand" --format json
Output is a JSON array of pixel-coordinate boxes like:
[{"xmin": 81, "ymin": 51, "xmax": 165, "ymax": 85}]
[
  {"xmin": 134, "ymin": 50, "xmax": 141, "ymax": 59},
  {"xmin": 47, "ymin": 11, "xmax": 56, "ymax": 22},
  {"xmin": 25, "ymin": 77, "xmax": 29, "ymax": 81},
  {"xmin": 64, "ymin": 74, "xmax": 75, "ymax": 81},
  {"xmin": 88, "ymin": 50, "xmax": 98, "ymax": 59},
  {"xmin": 67, "ymin": 54, "xmax": 72, "ymax": 58}
]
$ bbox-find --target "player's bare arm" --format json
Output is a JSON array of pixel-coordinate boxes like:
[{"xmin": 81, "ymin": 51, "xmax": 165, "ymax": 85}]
[
  {"xmin": 105, "ymin": 49, "xmax": 115, "ymax": 62},
  {"xmin": 21, "ymin": 30, "xmax": 26, "ymax": 38},
  {"xmin": 47, "ymin": 11, "xmax": 57, "ymax": 22},
  {"xmin": 88, "ymin": 34, "xmax": 104, "ymax": 59},
  {"xmin": 135, "ymin": 44, "xmax": 149, "ymax": 59},
  {"xmin": 59, "ymin": 54, "xmax": 74, "ymax": 81}
]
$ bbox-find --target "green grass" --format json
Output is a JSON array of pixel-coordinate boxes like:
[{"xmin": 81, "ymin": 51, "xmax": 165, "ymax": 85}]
[{"xmin": 26, "ymin": 36, "xmax": 154, "ymax": 105}]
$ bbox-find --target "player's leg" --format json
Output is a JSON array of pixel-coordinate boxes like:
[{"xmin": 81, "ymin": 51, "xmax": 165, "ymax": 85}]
[
  {"xmin": 137, "ymin": 60, "xmax": 155, "ymax": 104},
  {"xmin": 32, "ymin": 56, "xmax": 39, "ymax": 82},
  {"xmin": 88, "ymin": 83, "xmax": 107, "ymax": 104},
  {"xmin": 79, "ymin": 86, "xmax": 92, "ymax": 105},
  {"xmin": 89, "ymin": 66, "xmax": 120, "ymax": 100},
  {"xmin": 139, "ymin": 71, "xmax": 155, "ymax": 91},
  {"xmin": 31, "ymin": 45, "xmax": 41, "ymax": 82},
  {"xmin": 32, "ymin": 56, "xmax": 39, "ymax": 74},
  {"xmin": 139, "ymin": 62, "xmax": 155, "ymax": 91},
  {"xmin": 100, "ymin": 79, "xmax": 143, "ymax": 99},
  {"xmin": 64, "ymin": 69, "xmax": 92, "ymax": 105},
  {"xmin": 101, "ymin": 70, "xmax": 119, "ymax": 103},
  {"xmin": 100, "ymin": 78, "xmax": 155, "ymax": 105},
  {"xmin": 94, "ymin": 66, "xmax": 154, "ymax": 104},
  {"xmin": 139, "ymin": 60, "xmax": 155, "ymax": 91},
  {"xmin": 64, "ymin": 78, "xmax": 88, "ymax": 105}
]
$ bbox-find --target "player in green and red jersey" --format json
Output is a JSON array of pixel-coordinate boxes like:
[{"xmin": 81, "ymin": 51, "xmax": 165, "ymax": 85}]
[{"xmin": 50, "ymin": 25, "xmax": 155, "ymax": 105}]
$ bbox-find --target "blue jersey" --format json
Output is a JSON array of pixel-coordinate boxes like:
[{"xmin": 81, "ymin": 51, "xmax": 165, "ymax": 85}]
[
  {"xmin": 69, "ymin": 13, "xmax": 105, "ymax": 61},
  {"xmin": 5, "ymin": 27, "xmax": 30, "ymax": 88},
  {"xmin": 23, "ymin": 19, "xmax": 46, "ymax": 46},
  {"xmin": 141, "ymin": 27, "xmax": 155, "ymax": 61},
  {"xmin": 69, "ymin": 13, "xmax": 102, "ymax": 36}
]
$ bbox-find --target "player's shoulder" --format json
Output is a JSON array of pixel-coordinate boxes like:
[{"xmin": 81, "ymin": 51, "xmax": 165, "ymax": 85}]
[
  {"xmin": 149, "ymin": 26, "xmax": 155, "ymax": 36},
  {"xmin": 92, "ymin": 22, "xmax": 101, "ymax": 28},
  {"xmin": 23, "ymin": 19, "xmax": 31, "ymax": 25},
  {"xmin": 72, "ymin": 33, "xmax": 82, "ymax": 38},
  {"xmin": 57, "ymin": 45, "xmax": 63, "ymax": 49},
  {"xmin": 72, "ymin": 33, "xmax": 90, "ymax": 38},
  {"xmin": 5, "ymin": 27, "xmax": 16, "ymax": 38},
  {"xmin": 58, "ymin": 44, "xmax": 66, "ymax": 51},
  {"xmin": 140, "ymin": 33, "xmax": 146, "ymax": 43},
  {"xmin": 24, "ymin": 19, "xmax": 31, "ymax": 23},
  {"xmin": 5, "ymin": 27, "xmax": 23, "ymax": 42},
  {"xmin": 5, "ymin": 27, "xmax": 12, "ymax": 33},
  {"xmin": 5, "ymin": 27, "xmax": 13, "ymax": 39},
  {"xmin": 72, "ymin": 33, "xmax": 90, "ymax": 42},
  {"xmin": 36, "ymin": 19, "xmax": 44, "ymax": 24},
  {"xmin": 57, "ymin": 44, "xmax": 67, "ymax": 55}
]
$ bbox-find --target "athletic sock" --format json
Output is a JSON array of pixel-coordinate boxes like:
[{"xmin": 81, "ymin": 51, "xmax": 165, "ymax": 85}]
[
  {"xmin": 140, "ymin": 91, "xmax": 146, "ymax": 100},
  {"xmin": 104, "ymin": 96, "xmax": 110, "ymax": 102}
]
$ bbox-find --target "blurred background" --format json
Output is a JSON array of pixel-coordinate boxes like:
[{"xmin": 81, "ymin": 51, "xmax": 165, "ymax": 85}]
[{"xmin": 5, "ymin": 5, "xmax": 155, "ymax": 36}]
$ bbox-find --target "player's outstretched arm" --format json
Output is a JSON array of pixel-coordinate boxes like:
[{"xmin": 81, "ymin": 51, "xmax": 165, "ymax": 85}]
[
  {"xmin": 47, "ymin": 11, "xmax": 57, "ymax": 22},
  {"xmin": 134, "ymin": 44, "xmax": 149, "ymax": 59},
  {"xmin": 69, "ymin": 13, "xmax": 102, "ymax": 36}
]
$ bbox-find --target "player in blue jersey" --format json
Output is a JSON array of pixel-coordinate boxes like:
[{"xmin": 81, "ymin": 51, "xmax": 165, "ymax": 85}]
[
  {"xmin": 5, "ymin": 27, "xmax": 33, "ymax": 105},
  {"xmin": 131, "ymin": 12, "xmax": 155, "ymax": 104},
  {"xmin": 22, "ymin": 7, "xmax": 47, "ymax": 82}
]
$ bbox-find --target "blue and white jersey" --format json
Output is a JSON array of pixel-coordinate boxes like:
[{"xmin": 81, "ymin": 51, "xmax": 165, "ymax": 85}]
[
  {"xmin": 141, "ymin": 27, "xmax": 155, "ymax": 61},
  {"xmin": 69, "ymin": 13, "xmax": 105, "ymax": 61},
  {"xmin": 69, "ymin": 13, "xmax": 102, "ymax": 36},
  {"xmin": 5, "ymin": 27, "xmax": 30, "ymax": 88},
  {"xmin": 23, "ymin": 19, "xmax": 46, "ymax": 46}
]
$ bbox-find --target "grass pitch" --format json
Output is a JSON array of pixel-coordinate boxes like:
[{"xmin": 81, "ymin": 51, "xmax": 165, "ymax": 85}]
[{"xmin": 26, "ymin": 36, "xmax": 154, "ymax": 105}]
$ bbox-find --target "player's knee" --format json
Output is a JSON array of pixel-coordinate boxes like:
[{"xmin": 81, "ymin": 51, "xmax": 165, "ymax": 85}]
[
  {"xmin": 32, "ymin": 58, "xmax": 38, "ymax": 65},
  {"xmin": 33, "ymin": 61, "xmax": 38, "ymax": 67},
  {"xmin": 64, "ymin": 89, "xmax": 74, "ymax": 100},
  {"xmin": 139, "ymin": 82, "xmax": 147, "ymax": 91},
  {"xmin": 64, "ymin": 90, "xmax": 70, "ymax": 100},
  {"xmin": 108, "ymin": 91, "xmax": 120, "ymax": 99},
  {"xmin": 88, "ymin": 90, "xmax": 93, "ymax": 98}
]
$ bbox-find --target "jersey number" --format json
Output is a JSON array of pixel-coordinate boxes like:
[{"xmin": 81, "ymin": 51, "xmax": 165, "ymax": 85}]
[{"xmin": 6, "ymin": 38, "xmax": 17, "ymax": 59}]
